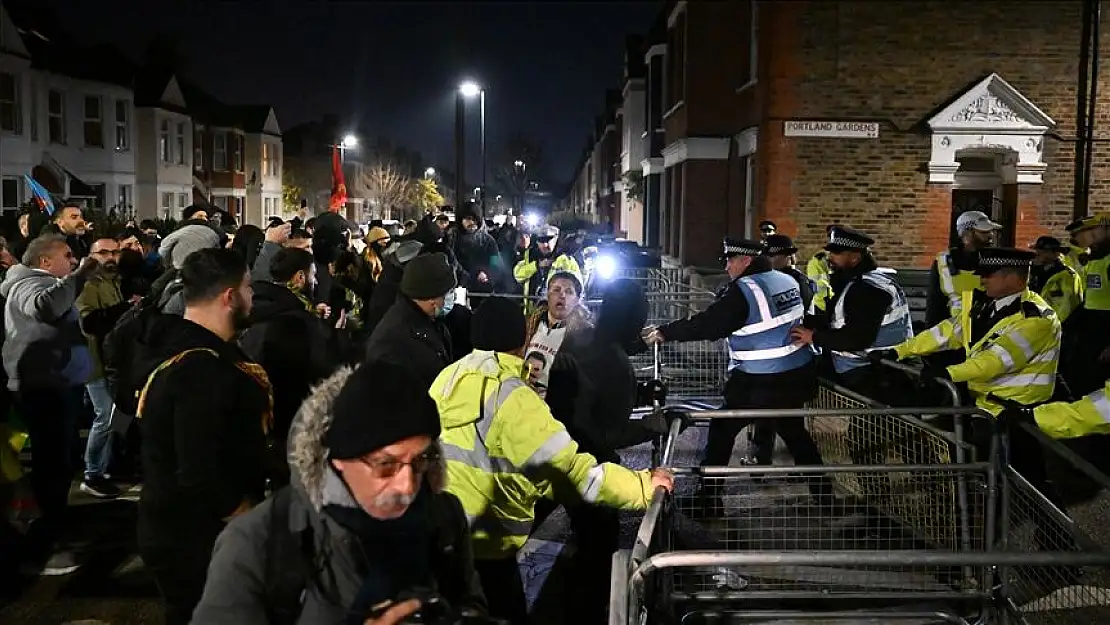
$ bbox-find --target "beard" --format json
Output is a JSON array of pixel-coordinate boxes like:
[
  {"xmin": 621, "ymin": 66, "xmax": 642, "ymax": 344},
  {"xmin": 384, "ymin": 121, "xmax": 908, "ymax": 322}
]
[{"xmin": 231, "ymin": 292, "xmax": 252, "ymax": 330}]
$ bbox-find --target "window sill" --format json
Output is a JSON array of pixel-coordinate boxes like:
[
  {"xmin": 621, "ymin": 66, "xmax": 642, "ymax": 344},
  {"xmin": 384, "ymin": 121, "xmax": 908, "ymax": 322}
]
[
  {"xmin": 662, "ymin": 101, "xmax": 685, "ymax": 121},
  {"xmin": 735, "ymin": 79, "xmax": 757, "ymax": 95}
]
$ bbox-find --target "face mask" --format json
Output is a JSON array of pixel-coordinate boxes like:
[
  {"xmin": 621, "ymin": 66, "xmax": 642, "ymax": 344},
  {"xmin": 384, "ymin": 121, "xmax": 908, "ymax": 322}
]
[{"xmin": 436, "ymin": 290, "xmax": 456, "ymax": 318}]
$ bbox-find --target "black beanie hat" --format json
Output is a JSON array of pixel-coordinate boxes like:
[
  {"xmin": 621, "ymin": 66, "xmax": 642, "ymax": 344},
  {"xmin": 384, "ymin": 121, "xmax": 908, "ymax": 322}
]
[
  {"xmin": 326, "ymin": 362, "xmax": 442, "ymax": 460},
  {"xmin": 471, "ymin": 296, "xmax": 526, "ymax": 353},
  {"xmin": 401, "ymin": 252, "xmax": 457, "ymax": 300}
]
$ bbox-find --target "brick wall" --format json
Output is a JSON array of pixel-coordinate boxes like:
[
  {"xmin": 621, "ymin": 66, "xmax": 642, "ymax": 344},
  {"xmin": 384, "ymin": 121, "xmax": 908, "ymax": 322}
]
[{"xmin": 762, "ymin": 0, "xmax": 1105, "ymax": 268}]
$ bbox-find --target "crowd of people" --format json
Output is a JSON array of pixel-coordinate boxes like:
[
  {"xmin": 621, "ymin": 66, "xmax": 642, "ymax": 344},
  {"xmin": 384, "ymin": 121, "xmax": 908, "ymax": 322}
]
[{"xmin": 0, "ymin": 198, "xmax": 673, "ymax": 625}]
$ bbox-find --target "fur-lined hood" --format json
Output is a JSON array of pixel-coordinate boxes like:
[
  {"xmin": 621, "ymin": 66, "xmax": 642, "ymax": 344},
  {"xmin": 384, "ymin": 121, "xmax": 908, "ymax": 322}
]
[
  {"xmin": 287, "ymin": 365, "xmax": 447, "ymax": 512},
  {"xmin": 524, "ymin": 301, "xmax": 593, "ymax": 345}
]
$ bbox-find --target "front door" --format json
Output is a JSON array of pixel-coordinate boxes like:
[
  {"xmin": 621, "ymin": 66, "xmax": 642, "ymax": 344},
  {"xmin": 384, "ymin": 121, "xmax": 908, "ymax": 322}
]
[{"xmin": 950, "ymin": 189, "xmax": 996, "ymax": 247}]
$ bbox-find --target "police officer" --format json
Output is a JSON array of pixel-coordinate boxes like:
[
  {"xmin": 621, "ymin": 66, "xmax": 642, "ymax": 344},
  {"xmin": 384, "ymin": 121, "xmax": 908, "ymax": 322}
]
[
  {"xmin": 1029, "ymin": 236, "xmax": 1083, "ymax": 323},
  {"xmin": 926, "ymin": 210, "xmax": 1001, "ymax": 328},
  {"xmin": 745, "ymin": 234, "xmax": 815, "ymax": 466},
  {"xmin": 1060, "ymin": 213, "xmax": 1110, "ymax": 398},
  {"xmin": 790, "ymin": 226, "xmax": 913, "ymax": 402},
  {"xmin": 645, "ymin": 238, "xmax": 832, "ymax": 501}
]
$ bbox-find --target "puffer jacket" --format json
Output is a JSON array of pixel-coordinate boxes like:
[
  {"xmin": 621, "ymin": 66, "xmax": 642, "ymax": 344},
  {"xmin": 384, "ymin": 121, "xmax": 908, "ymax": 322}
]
[{"xmin": 190, "ymin": 366, "xmax": 486, "ymax": 624}]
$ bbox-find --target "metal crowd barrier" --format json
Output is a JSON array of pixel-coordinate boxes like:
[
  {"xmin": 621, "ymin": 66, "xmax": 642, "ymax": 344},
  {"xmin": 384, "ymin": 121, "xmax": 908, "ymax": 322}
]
[{"xmin": 613, "ymin": 357, "xmax": 1110, "ymax": 624}]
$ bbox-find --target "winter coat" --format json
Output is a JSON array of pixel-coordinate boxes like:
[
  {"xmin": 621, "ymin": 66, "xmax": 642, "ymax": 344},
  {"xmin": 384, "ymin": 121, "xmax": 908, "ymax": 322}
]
[
  {"xmin": 191, "ymin": 366, "xmax": 486, "ymax": 624},
  {"xmin": 364, "ymin": 296, "xmax": 452, "ymax": 390}
]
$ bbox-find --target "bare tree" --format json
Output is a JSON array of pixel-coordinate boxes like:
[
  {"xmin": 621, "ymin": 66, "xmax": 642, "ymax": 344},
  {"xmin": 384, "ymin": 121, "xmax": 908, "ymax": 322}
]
[{"xmin": 355, "ymin": 161, "xmax": 412, "ymax": 220}]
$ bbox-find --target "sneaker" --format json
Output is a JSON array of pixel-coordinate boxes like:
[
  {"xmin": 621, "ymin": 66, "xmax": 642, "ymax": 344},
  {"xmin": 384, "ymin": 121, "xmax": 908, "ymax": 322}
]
[
  {"xmin": 21, "ymin": 550, "xmax": 80, "ymax": 577},
  {"xmin": 79, "ymin": 476, "xmax": 122, "ymax": 499}
]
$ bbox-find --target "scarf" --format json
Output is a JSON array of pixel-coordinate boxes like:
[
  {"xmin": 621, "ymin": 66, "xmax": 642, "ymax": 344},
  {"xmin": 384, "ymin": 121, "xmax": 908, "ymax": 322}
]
[
  {"xmin": 286, "ymin": 282, "xmax": 316, "ymax": 314},
  {"xmin": 324, "ymin": 482, "xmax": 434, "ymax": 623}
]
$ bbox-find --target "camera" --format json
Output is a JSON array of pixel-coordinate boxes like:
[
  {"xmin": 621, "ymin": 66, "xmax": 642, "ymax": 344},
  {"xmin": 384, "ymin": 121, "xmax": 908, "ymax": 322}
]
[{"xmin": 370, "ymin": 588, "xmax": 508, "ymax": 625}]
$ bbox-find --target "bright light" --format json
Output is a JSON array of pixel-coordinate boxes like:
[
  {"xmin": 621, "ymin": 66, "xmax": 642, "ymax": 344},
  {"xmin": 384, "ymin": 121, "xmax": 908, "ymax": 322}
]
[
  {"xmin": 341, "ymin": 134, "xmax": 358, "ymax": 148},
  {"xmin": 424, "ymin": 167, "xmax": 436, "ymax": 178},
  {"xmin": 523, "ymin": 213, "xmax": 541, "ymax": 227},
  {"xmin": 597, "ymin": 255, "xmax": 618, "ymax": 280},
  {"xmin": 514, "ymin": 160, "xmax": 525, "ymax": 168},
  {"xmin": 459, "ymin": 82, "xmax": 481, "ymax": 98}
]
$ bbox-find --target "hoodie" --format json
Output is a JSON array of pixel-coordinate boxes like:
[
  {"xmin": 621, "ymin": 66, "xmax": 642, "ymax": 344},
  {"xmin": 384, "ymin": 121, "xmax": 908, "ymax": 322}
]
[
  {"xmin": 1, "ymin": 264, "xmax": 92, "ymax": 391},
  {"xmin": 190, "ymin": 366, "xmax": 486, "ymax": 624}
]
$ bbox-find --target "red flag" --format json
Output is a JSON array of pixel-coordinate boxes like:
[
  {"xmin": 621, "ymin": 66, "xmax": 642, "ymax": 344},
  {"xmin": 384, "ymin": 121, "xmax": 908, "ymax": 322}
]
[{"xmin": 328, "ymin": 146, "xmax": 347, "ymax": 213}]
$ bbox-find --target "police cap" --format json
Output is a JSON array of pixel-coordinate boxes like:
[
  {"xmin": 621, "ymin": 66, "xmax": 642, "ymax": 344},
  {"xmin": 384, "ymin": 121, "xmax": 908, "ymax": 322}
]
[
  {"xmin": 763, "ymin": 234, "xmax": 798, "ymax": 256},
  {"xmin": 722, "ymin": 237, "xmax": 764, "ymax": 259},
  {"xmin": 975, "ymin": 247, "xmax": 1035, "ymax": 276},
  {"xmin": 1030, "ymin": 236, "xmax": 1065, "ymax": 252},
  {"xmin": 824, "ymin": 226, "xmax": 874, "ymax": 252}
]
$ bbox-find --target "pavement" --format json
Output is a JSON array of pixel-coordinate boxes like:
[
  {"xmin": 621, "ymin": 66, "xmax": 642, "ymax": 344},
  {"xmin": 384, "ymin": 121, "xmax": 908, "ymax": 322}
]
[{"xmin": 3, "ymin": 418, "xmax": 1110, "ymax": 624}]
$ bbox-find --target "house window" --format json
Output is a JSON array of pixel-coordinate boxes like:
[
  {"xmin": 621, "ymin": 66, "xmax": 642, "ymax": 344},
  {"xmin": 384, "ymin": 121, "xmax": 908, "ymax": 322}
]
[
  {"xmin": 213, "ymin": 133, "xmax": 227, "ymax": 170},
  {"xmin": 161, "ymin": 192, "xmax": 174, "ymax": 216},
  {"xmin": 665, "ymin": 12, "xmax": 687, "ymax": 111},
  {"xmin": 262, "ymin": 143, "xmax": 271, "ymax": 177},
  {"xmin": 29, "ymin": 85, "xmax": 37, "ymax": 141},
  {"xmin": 178, "ymin": 193, "xmax": 188, "ymax": 210},
  {"xmin": 0, "ymin": 72, "xmax": 20, "ymax": 134},
  {"xmin": 117, "ymin": 184, "xmax": 132, "ymax": 212},
  {"xmin": 176, "ymin": 122, "xmax": 186, "ymax": 165},
  {"xmin": 1, "ymin": 177, "xmax": 23, "ymax": 212},
  {"xmin": 48, "ymin": 90, "xmax": 65, "ymax": 144},
  {"xmin": 741, "ymin": 155, "xmax": 756, "ymax": 238},
  {"xmin": 273, "ymin": 144, "xmax": 280, "ymax": 178},
  {"xmin": 263, "ymin": 197, "xmax": 271, "ymax": 215},
  {"xmin": 234, "ymin": 196, "xmax": 244, "ymax": 217},
  {"xmin": 87, "ymin": 183, "xmax": 106, "ymax": 209},
  {"xmin": 160, "ymin": 119, "xmax": 171, "ymax": 162},
  {"xmin": 193, "ymin": 126, "xmax": 203, "ymax": 170},
  {"xmin": 233, "ymin": 134, "xmax": 245, "ymax": 172},
  {"xmin": 115, "ymin": 100, "xmax": 130, "ymax": 150},
  {"xmin": 83, "ymin": 95, "xmax": 103, "ymax": 147}
]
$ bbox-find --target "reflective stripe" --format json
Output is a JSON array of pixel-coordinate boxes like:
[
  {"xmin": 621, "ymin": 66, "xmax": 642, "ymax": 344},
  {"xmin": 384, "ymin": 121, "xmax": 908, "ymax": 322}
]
[
  {"xmin": 742, "ymin": 276, "xmax": 773, "ymax": 319},
  {"xmin": 730, "ymin": 343, "xmax": 806, "ymax": 361},
  {"xmin": 937, "ymin": 251, "xmax": 960, "ymax": 311},
  {"xmin": 928, "ymin": 323, "xmax": 947, "ymax": 346},
  {"xmin": 581, "ymin": 465, "xmax": 605, "ymax": 503},
  {"xmin": 988, "ymin": 344, "xmax": 1015, "ymax": 370},
  {"xmin": 1092, "ymin": 389, "xmax": 1110, "ymax": 423},
  {"xmin": 1007, "ymin": 331, "xmax": 1036, "ymax": 361},
  {"xmin": 993, "ymin": 373, "xmax": 1055, "ymax": 388},
  {"xmin": 441, "ymin": 377, "xmax": 531, "ymax": 475},
  {"xmin": 830, "ymin": 271, "xmax": 913, "ymax": 374},
  {"xmin": 522, "ymin": 430, "xmax": 573, "ymax": 470}
]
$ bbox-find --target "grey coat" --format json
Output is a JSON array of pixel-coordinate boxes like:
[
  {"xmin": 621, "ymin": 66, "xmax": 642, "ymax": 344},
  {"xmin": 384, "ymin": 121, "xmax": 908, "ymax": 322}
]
[{"xmin": 190, "ymin": 366, "xmax": 486, "ymax": 625}]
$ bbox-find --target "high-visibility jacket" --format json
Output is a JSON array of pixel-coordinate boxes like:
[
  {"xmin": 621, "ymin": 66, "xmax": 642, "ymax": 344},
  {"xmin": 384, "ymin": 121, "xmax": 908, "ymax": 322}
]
[
  {"xmin": 830, "ymin": 270, "xmax": 913, "ymax": 374},
  {"xmin": 513, "ymin": 251, "xmax": 581, "ymax": 299},
  {"xmin": 806, "ymin": 254, "xmax": 832, "ymax": 312},
  {"xmin": 1034, "ymin": 264, "xmax": 1083, "ymax": 323},
  {"xmin": 894, "ymin": 289, "xmax": 1061, "ymax": 416},
  {"xmin": 726, "ymin": 271, "xmax": 813, "ymax": 375},
  {"xmin": 1082, "ymin": 255, "xmax": 1110, "ymax": 311},
  {"xmin": 1033, "ymin": 379, "xmax": 1110, "ymax": 439},
  {"xmin": 936, "ymin": 249, "xmax": 984, "ymax": 318},
  {"xmin": 431, "ymin": 350, "xmax": 654, "ymax": 560}
]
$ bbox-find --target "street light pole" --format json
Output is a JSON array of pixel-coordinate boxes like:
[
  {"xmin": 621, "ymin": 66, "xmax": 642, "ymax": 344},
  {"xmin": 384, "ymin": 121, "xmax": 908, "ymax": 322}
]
[
  {"xmin": 480, "ymin": 89, "xmax": 487, "ymax": 218},
  {"xmin": 454, "ymin": 92, "xmax": 466, "ymax": 215}
]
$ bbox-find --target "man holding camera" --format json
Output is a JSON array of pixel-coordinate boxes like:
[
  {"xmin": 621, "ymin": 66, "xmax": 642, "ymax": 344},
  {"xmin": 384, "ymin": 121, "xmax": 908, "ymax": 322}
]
[{"xmin": 192, "ymin": 361, "xmax": 487, "ymax": 625}]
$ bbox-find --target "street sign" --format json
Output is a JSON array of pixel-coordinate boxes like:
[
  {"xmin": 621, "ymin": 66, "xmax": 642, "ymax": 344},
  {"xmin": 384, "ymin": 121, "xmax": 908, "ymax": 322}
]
[{"xmin": 783, "ymin": 120, "xmax": 880, "ymax": 139}]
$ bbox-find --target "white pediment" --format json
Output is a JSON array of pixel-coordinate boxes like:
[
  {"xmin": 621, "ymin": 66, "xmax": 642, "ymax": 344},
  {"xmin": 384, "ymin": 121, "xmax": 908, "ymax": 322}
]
[
  {"xmin": 160, "ymin": 76, "xmax": 187, "ymax": 109},
  {"xmin": 927, "ymin": 74, "xmax": 1054, "ymax": 184},
  {"xmin": 0, "ymin": 4, "xmax": 30, "ymax": 58},
  {"xmin": 262, "ymin": 108, "xmax": 281, "ymax": 136},
  {"xmin": 928, "ymin": 73, "xmax": 1055, "ymax": 132}
]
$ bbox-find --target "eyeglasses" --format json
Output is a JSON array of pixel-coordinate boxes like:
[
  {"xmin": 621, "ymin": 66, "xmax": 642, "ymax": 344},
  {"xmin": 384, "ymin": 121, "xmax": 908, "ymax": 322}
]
[{"xmin": 359, "ymin": 451, "xmax": 439, "ymax": 479}]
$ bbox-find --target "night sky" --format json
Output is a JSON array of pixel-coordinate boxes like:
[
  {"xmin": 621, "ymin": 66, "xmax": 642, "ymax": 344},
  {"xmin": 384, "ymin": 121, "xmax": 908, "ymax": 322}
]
[{"xmin": 37, "ymin": 0, "xmax": 661, "ymax": 186}]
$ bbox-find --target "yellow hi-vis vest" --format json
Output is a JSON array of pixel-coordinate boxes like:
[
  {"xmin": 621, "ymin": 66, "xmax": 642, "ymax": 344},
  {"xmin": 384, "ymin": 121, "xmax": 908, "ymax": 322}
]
[
  {"xmin": 936, "ymin": 250, "xmax": 983, "ymax": 318},
  {"xmin": 431, "ymin": 351, "xmax": 653, "ymax": 560},
  {"xmin": 806, "ymin": 254, "xmax": 831, "ymax": 312},
  {"xmin": 1082, "ymin": 255, "xmax": 1110, "ymax": 311},
  {"xmin": 1034, "ymin": 378, "xmax": 1110, "ymax": 439},
  {"xmin": 895, "ymin": 289, "xmax": 1061, "ymax": 416},
  {"xmin": 1036, "ymin": 265, "xmax": 1083, "ymax": 323}
]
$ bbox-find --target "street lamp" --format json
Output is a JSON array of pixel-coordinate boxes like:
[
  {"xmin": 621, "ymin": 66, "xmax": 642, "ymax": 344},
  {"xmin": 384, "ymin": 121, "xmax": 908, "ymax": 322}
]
[
  {"xmin": 424, "ymin": 167, "xmax": 436, "ymax": 179},
  {"xmin": 456, "ymin": 81, "xmax": 486, "ymax": 216},
  {"xmin": 514, "ymin": 160, "xmax": 525, "ymax": 169},
  {"xmin": 336, "ymin": 133, "xmax": 358, "ymax": 164},
  {"xmin": 342, "ymin": 134, "xmax": 358, "ymax": 149}
]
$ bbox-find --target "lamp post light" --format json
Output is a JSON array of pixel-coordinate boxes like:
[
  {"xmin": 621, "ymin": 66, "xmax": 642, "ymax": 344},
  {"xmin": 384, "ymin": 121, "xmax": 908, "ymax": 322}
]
[
  {"xmin": 337, "ymin": 133, "xmax": 358, "ymax": 163},
  {"xmin": 456, "ymin": 81, "xmax": 487, "ymax": 216},
  {"xmin": 424, "ymin": 167, "xmax": 436, "ymax": 179}
]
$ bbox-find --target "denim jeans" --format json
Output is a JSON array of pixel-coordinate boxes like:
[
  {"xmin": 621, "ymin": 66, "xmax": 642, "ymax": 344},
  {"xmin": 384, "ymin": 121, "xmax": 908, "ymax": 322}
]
[{"xmin": 84, "ymin": 378, "xmax": 115, "ymax": 480}]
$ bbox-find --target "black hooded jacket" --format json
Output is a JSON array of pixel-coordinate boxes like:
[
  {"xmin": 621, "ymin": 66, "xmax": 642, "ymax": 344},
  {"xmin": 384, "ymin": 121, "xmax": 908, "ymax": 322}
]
[
  {"xmin": 238, "ymin": 281, "xmax": 339, "ymax": 452},
  {"xmin": 134, "ymin": 313, "xmax": 269, "ymax": 539},
  {"xmin": 364, "ymin": 296, "xmax": 453, "ymax": 390},
  {"xmin": 553, "ymin": 279, "xmax": 658, "ymax": 453}
]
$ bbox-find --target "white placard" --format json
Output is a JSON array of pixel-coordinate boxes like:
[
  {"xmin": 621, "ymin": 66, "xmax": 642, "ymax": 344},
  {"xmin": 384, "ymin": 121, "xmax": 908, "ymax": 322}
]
[{"xmin": 784, "ymin": 120, "xmax": 880, "ymax": 139}]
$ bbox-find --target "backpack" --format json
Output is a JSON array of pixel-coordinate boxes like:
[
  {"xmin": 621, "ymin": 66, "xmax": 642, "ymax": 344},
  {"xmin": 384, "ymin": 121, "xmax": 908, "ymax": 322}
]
[{"xmin": 102, "ymin": 293, "xmax": 166, "ymax": 415}]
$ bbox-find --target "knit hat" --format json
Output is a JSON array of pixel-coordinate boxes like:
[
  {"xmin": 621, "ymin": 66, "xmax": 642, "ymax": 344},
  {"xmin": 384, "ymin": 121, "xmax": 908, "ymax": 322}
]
[
  {"xmin": 366, "ymin": 226, "xmax": 391, "ymax": 245},
  {"xmin": 182, "ymin": 203, "xmax": 215, "ymax": 221},
  {"xmin": 471, "ymin": 296, "xmax": 527, "ymax": 353},
  {"xmin": 326, "ymin": 362, "xmax": 442, "ymax": 460},
  {"xmin": 401, "ymin": 252, "xmax": 457, "ymax": 300},
  {"xmin": 161, "ymin": 224, "xmax": 221, "ymax": 269}
]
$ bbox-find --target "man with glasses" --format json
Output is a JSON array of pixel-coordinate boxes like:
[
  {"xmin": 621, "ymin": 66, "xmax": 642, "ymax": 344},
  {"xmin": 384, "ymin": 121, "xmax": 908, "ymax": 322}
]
[
  {"xmin": 193, "ymin": 361, "xmax": 487, "ymax": 625},
  {"xmin": 75, "ymin": 237, "xmax": 141, "ymax": 499}
]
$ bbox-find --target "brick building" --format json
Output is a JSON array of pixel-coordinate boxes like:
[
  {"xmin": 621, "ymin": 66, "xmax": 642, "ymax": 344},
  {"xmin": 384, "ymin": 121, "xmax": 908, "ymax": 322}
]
[{"xmin": 565, "ymin": 0, "xmax": 1107, "ymax": 270}]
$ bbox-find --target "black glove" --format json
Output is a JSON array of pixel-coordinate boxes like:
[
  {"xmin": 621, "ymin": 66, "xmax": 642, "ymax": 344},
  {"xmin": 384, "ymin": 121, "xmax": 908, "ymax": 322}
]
[
  {"xmin": 919, "ymin": 361, "xmax": 951, "ymax": 382},
  {"xmin": 997, "ymin": 405, "xmax": 1035, "ymax": 429},
  {"xmin": 867, "ymin": 349, "xmax": 898, "ymax": 364},
  {"xmin": 636, "ymin": 380, "xmax": 668, "ymax": 408}
]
